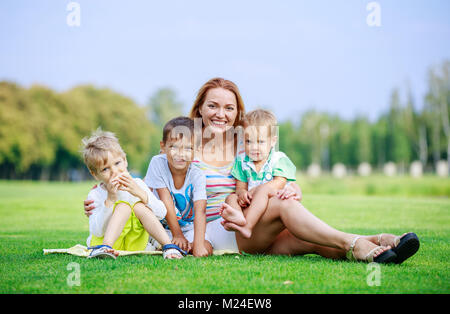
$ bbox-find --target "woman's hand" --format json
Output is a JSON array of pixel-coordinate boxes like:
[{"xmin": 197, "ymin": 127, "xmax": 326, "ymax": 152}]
[
  {"xmin": 84, "ymin": 199, "xmax": 96, "ymax": 217},
  {"xmin": 276, "ymin": 182, "xmax": 302, "ymax": 201}
]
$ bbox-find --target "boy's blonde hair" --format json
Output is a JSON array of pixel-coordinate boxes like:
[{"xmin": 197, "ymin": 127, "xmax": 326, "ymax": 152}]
[
  {"xmin": 81, "ymin": 128, "xmax": 126, "ymax": 174},
  {"xmin": 243, "ymin": 109, "xmax": 278, "ymax": 137},
  {"xmin": 243, "ymin": 109, "xmax": 277, "ymax": 127}
]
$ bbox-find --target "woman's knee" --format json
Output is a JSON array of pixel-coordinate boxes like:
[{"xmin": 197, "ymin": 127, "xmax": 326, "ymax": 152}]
[
  {"xmin": 263, "ymin": 196, "xmax": 286, "ymax": 220},
  {"xmin": 267, "ymin": 196, "xmax": 297, "ymax": 215},
  {"xmin": 278, "ymin": 198, "xmax": 305, "ymax": 215}
]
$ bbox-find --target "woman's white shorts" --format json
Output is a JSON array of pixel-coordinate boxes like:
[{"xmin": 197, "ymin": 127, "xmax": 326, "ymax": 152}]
[
  {"xmin": 205, "ymin": 218, "xmax": 239, "ymax": 253},
  {"xmin": 146, "ymin": 218, "xmax": 239, "ymax": 253}
]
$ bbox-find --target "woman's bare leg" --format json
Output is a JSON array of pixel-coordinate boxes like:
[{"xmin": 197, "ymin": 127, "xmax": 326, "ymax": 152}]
[
  {"xmin": 277, "ymin": 199, "xmax": 354, "ymax": 250},
  {"xmin": 265, "ymin": 229, "xmax": 346, "ymax": 259},
  {"xmin": 266, "ymin": 230, "xmax": 383, "ymax": 259},
  {"xmin": 235, "ymin": 196, "xmax": 288, "ymax": 254},
  {"xmin": 236, "ymin": 197, "xmax": 391, "ymax": 260}
]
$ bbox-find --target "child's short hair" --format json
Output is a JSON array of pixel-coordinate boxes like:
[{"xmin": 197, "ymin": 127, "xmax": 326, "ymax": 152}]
[
  {"xmin": 81, "ymin": 128, "xmax": 126, "ymax": 174},
  {"xmin": 243, "ymin": 109, "xmax": 278, "ymax": 137},
  {"xmin": 243, "ymin": 109, "xmax": 277, "ymax": 127},
  {"xmin": 162, "ymin": 116, "xmax": 195, "ymax": 143}
]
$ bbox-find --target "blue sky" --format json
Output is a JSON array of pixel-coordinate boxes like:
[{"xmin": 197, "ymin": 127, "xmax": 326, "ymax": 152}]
[{"xmin": 1, "ymin": 0, "xmax": 449, "ymax": 122}]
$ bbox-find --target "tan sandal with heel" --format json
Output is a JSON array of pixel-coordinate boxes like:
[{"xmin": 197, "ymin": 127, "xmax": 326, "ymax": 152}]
[
  {"xmin": 378, "ymin": 233, "xmax": 420, "ymax": 264},
  {"xmin": 346, "ymin": 236, "xmax": 397, "ymax": 264}
]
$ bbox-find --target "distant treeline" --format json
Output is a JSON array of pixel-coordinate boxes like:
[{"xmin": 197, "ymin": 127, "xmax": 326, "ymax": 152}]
[
  {"xmin": 279, "ymin": 61, "xmax": 449, "ymax": 173},
  {"xmin": 0, "ymin": 61, "xmax": 448, "ymax": 180},
  {"xmin": 0, "ymin": 83, "xmax": 161, "ymax": 180}
]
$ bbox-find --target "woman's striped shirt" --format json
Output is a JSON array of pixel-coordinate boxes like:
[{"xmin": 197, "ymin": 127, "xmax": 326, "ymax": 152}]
[{"xmin": 192, "ymin": 143, "xmax": 245, "ymax": 222}]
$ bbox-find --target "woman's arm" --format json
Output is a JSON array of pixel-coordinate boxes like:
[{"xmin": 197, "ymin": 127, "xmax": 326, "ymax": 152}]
[{"xmin": 84, "ymin": 199, "xmax": 95, "ymax": 217}]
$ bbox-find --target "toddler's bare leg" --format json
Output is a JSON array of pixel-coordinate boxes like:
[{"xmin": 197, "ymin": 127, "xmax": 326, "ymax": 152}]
[{"xmin": 224, "ymin": 185, "xmax": 272, "ymax": 239}]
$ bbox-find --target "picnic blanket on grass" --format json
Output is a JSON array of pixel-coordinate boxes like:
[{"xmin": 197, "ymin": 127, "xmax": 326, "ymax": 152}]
[{"xmin": 43, "ymin": 244, "xmax": 237, "ymax": 257}]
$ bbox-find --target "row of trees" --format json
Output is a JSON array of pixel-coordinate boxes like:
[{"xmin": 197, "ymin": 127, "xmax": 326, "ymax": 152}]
[
  {"xmin": 0, "ymin": 61, "xmax": 448, "ymax": 180},
  {"xmin": 279, "ymin": 61, "xmax": 449, "ymax": 174},
  {"xmin": 0, "ymin": 83, "xmax": 161, "ymax": 180}
]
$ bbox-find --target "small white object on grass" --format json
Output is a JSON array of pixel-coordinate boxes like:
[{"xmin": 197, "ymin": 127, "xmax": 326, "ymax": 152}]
[
  {"xmin": 436, "ymin": 160, "xmax": 449, "ymax": 177},
  {"xmin": 358, "ymin": 162, "xmax": 372, "ymax": 177},
  {"xmin": 332, "ymin": 163, "xmax": 347, "ymax": 178},
  {"xmin": 383, "ymin": 162, "xmax": 397, "ymax": 177},
  {"xmin": 307, "ymin": 163, "xmax": 321, "ymax": 178},
  {"xmin": 410, "ymin": 161, "xmax": 423, "ymax": 178}
]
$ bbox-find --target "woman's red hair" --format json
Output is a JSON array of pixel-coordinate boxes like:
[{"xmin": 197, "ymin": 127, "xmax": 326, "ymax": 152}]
[{"xmin": 189, "ymin": 77, "xmax": 246, "ymax": 127}]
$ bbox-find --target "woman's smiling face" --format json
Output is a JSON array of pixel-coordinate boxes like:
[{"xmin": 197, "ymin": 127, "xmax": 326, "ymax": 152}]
[{"xmin": 199, "ymin": 87, "xmax": 238, "ymax": 133}]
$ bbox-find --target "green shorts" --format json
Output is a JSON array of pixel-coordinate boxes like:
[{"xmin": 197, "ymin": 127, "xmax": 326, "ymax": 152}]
[{"xmin": 90, "ymin": 201, "xmax": 149, "ymax": 251}]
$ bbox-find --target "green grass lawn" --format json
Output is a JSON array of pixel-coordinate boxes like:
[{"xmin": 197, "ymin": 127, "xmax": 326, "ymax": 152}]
[{"xmin": 0, "ymin": 179, "xmax": 449, "ymax": 294}]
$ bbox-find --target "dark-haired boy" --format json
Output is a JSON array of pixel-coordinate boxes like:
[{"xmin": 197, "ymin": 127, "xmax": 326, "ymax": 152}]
[{"xmin": 144, "ymin": 117, "xmax": 212, "ymax": 257}]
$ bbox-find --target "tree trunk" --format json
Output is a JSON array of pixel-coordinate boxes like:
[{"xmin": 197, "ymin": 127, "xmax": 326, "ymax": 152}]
[
  {"xmin": 448, "ymin": 140, "xmax": 450, "ymax": 176},
  {"xmin": 419, "ymin": 124, "xmax": 428, "ymax": 168},
  {"xmin": 40, "ymin": 167, "xmax": 50, "ymax": 181},
  {"xmin": 440, "ymin": 96, "xmax": 450, "ymax": 175},
  {"xmin": 432, "ymin": 120, "xmax": 441, "ymax": 167}
]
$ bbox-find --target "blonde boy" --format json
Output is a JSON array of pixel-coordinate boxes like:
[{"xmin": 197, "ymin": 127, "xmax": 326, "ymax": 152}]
[
  {"xmin": 219, "ymin": 109, "xmax": 297, "ymax": 238},
  {"xmin": 82, "ymin": 129, "xmax": 186, "ymax": 259}
]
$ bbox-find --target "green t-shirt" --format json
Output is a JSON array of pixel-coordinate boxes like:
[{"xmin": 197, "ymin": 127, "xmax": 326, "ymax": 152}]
[{"xmin": 231, "ymin": 149, "xmax": 296, "ymax": 190}]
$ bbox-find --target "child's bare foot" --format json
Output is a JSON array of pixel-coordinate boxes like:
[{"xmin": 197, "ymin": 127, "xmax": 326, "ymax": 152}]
[
  {"xmin": 223, "ymin": 221, "xmax": 252, "ymax": 239},
  {"xmin": 221, "ymin": 219, "xmax": 241, "ymax": 232},
  {"xmin": 106, "ymin": 248, "xmax": 120, "ymax": 257},
  {"xmin": 221, "ymin": 219, "xmax": 233, "ymax": 231},
  {"xmin": 219, "ymin": 203, "xmax": 246, "ymax": 226}
]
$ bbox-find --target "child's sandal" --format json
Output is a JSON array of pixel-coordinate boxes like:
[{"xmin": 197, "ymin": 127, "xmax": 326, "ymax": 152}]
[
  {"xmin": 87, "ymin": 245, "xmax": 117, "ymax": 259},
  {"xmin": 162, "ymin": 244, "xmax": 187, "ymax": 259}
]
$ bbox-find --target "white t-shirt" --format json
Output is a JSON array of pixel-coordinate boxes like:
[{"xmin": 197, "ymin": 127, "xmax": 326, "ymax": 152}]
[{"xmin": 144, "ymin": 154, "xmax": 207, "ymax": 231}]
